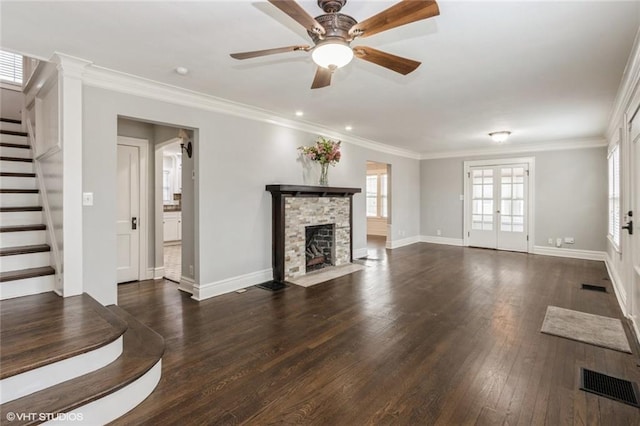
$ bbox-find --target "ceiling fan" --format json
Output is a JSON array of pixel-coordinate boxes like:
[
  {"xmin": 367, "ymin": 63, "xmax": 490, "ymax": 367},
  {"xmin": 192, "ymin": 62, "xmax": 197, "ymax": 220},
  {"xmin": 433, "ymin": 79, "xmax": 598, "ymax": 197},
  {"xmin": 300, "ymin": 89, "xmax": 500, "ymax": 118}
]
[{"xmin": 230, "ymin": 0, "xmax": 440, "ymax": 89}]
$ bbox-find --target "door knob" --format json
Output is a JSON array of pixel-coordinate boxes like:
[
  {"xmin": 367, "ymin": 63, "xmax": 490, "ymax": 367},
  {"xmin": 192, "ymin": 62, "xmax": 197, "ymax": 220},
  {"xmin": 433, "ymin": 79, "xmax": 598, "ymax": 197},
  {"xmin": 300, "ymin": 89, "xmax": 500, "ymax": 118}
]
[
  {"xmin": 622, "ymin": 220, "xmax": 633, "ymax": 235},
  {"xmin": 131, "ymin": 217, "xmax": 138, "ymax": 230}
]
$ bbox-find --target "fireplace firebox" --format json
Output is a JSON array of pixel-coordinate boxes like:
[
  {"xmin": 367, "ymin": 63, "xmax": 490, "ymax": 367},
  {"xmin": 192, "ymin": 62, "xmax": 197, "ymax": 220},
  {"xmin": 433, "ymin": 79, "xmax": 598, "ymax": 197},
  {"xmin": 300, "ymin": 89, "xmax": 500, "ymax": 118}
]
[{"xmin": 305, "ymin": 224, "xmax": 335, "ymax": 272}]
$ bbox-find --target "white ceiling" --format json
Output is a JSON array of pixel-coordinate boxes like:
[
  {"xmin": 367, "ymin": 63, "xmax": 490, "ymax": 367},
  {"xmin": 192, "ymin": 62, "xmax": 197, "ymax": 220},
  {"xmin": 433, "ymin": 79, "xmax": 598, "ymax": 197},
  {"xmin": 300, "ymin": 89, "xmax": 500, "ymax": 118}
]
[{"xmin": 1, "ymin": 1, "xmax": 638, "ymax": 155}]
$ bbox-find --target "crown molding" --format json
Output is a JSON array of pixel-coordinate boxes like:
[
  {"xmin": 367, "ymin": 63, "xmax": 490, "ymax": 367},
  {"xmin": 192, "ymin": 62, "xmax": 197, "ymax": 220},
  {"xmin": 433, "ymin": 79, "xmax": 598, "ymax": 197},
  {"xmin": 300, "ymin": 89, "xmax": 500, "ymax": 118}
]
[
  {"xmin": 81, "ymin": 64, "xmax": 421, "ymax": 160},
  {"xmin": 606, "ymin": 26, "xmax": 640, "ymax": 140},
  {"xmin": 419, "ymin": 137, "xmax": 606, "ymax": 160}
]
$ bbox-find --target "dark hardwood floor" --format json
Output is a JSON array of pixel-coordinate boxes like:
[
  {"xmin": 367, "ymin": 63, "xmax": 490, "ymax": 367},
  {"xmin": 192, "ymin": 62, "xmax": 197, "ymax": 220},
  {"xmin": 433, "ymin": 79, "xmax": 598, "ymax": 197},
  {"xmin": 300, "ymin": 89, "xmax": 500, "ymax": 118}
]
[{"xmin": 113, "ymin": 243, "xmax": 640, "ymax": 425}]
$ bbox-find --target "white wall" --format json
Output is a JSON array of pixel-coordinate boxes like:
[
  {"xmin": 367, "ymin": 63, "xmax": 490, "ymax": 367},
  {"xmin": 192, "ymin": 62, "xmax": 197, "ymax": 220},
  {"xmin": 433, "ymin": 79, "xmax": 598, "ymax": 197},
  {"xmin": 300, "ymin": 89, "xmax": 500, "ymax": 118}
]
[
  {"xmin": 83, "ymin": 86, "xmax": 420, "ymax": 305},
  {"xmin": 0, "ymin": 87, "xmax": 22, "ymax": 120},
  {"xmin": 420, "ymin": 147, "xmax": 608, "ymax": 252}
]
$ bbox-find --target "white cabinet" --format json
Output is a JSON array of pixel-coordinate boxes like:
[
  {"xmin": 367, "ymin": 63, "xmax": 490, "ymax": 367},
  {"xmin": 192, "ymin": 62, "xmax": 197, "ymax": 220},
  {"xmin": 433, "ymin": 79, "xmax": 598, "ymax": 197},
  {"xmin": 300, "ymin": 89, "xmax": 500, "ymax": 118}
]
[{"xmin": 163, "ymin": 211, "xmax": 181, "ymax": 242}]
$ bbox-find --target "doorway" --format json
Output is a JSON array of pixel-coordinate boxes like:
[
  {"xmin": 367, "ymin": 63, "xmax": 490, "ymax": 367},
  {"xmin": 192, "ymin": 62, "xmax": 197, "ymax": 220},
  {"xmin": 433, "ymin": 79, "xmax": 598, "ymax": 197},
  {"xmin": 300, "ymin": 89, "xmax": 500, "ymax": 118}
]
[
  {"xmin": 366, "ymin": 161, "xmax": 390, "ymax": 253},
  {"xmin": 463, "ymin": 158, "xmax": 535, "ymax": 253},
  {"xmin": 161, "ymin": 141, "xmax": 182, "ymax": 283}
]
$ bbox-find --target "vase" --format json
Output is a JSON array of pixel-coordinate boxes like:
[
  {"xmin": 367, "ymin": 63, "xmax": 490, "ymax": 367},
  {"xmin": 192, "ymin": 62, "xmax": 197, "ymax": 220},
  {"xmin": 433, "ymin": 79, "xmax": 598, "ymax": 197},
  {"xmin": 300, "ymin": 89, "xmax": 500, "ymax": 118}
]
[{"xmin": 319, "ymin": 163, "xmax": 329, "ymax": 186}]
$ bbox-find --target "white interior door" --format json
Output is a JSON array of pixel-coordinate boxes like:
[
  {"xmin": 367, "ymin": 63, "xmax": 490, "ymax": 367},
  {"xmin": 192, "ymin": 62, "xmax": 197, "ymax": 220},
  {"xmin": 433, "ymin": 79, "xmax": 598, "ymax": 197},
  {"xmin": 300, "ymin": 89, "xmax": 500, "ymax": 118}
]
[
  {"xmin": 117, "ymin": 144, "xmax": 140, "ymax": 283},
  {"xmin": 629, "ymin": 110, "xmax": 640, "ymax": 326},
  {"xmin": 468, "ymin": 164, "xmax": 529, "ymax": 252}
]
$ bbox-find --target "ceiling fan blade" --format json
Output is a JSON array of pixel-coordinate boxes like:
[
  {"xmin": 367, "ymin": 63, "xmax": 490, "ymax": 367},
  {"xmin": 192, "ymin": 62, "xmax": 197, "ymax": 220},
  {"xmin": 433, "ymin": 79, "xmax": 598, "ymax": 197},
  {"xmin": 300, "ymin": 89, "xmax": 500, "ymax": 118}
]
[
  {"xmin": 268, "ymin": 0, "xmax": 325, "ymax": 35},
  {"xmin": 311, "ymin": 66, "xmax": 334, "ymax": 89},
  {"xmin": 353, "ymin": 46, "xmax": 421, "ymax": 75},
  {"xmin": 230, "ymin": 45, "xmax": 311, "ymax": 60},
  {"xmin": 349, "ymin": 0, "xmax": 439, "ymax": 39}
]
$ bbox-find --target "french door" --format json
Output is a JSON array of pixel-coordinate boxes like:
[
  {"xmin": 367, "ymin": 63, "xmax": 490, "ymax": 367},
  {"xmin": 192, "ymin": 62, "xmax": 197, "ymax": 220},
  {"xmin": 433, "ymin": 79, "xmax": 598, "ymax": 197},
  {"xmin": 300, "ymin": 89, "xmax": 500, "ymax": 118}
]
[
  {"xmin": 467, "ymin": 164, "xmax": 529, "ymax": 252},
  {"xmin": 629, "ymin": 108, "xmax": 640, "ymax": 327}
]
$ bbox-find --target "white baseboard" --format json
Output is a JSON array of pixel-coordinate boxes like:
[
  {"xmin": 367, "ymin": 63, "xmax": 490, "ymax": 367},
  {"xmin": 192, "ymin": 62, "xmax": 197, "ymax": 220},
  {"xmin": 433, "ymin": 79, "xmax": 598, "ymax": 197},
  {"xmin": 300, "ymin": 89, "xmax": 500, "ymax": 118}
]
[
  {"xmin": 178, "ymin": 276, "xmax": 194, "ymax": 294},
  {"xmin": 153, "ymin": 267, "xmax": 165, "ymax": 280},
  {"xmin": 605, "ymin": 253, "xmax": 627, "ymax": 317},
  {"xmin": 532, "ymin": 245, "xmax": 606, "ymax": 261},
  {"xmin": 385, "ymin": 236, "xmax": 420, "ymax": 250},
  {"xmin": 191, "ymin": 268, "xmax": 272, "ymax": 301},
  {"xmin": 353, "ymin": 248, "xmax": 368, "ymax": 259},
  {"xmin": 419, "ymin": 235, "xmax": 464, "ymax": 246}
]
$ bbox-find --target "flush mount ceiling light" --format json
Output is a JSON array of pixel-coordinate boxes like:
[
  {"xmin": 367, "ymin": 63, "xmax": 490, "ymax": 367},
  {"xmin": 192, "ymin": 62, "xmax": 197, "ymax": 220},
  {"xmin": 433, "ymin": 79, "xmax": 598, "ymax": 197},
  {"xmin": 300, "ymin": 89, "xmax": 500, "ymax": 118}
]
[
  {"xmin": 312, "ymin": 40, "xmax": 354, "ymax": 69},
  {"xmin": 295, "ymin": 111, "xmax": 304, "ymax": 117},
  {"xmin": 175, "ymin": 66, "xmax": 189, "ymax": 75},
  {"xmin": 489, "ymin": 131, "xmax": 511, "ymax": 143},
  {"xmin": 345, "ymin": 125, "xmax": 353, "ymax": 131}
]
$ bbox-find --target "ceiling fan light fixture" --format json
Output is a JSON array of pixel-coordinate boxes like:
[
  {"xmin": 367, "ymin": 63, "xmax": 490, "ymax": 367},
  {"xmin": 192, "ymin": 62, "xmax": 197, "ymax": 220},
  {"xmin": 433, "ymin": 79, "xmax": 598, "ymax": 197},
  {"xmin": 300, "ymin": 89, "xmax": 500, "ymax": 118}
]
[
  {"xmin": 489, "ymin": 131, "xmax": 511, "ymax": 143},
  {"xmin": 312, "ymin": 40, "xmax": 353, "ymax": 69}
]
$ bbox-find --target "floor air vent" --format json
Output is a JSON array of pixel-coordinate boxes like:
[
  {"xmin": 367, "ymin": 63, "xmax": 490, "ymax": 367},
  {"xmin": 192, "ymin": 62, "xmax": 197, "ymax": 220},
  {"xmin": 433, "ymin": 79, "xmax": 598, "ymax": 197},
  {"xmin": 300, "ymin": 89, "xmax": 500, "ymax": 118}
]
[
  {"xmin": 580, "ymin": 368, "xmax": 640, "ymax": 408},
  {"xmin": 581, "ymin": 283, "xmax": 607, "ymax": 293}
]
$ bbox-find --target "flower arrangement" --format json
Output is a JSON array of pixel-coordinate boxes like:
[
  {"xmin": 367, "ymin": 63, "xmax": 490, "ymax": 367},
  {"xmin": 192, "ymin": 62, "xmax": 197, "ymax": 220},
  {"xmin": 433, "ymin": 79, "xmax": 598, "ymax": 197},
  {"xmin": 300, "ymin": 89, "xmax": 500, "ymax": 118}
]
[
  {"xmin": 298, "ymin": 137, "xmax": 342, "ymax": 186},
  {"xmin": 298, "ymin": 137, "xmax": 342, "ymax": 165}
]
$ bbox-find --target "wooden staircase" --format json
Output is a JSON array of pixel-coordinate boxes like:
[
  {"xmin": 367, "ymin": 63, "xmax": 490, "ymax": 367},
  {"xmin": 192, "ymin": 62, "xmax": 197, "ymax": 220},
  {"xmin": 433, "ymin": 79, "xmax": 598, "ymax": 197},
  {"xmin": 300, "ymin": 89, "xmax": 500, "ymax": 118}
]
[
  {"xmin": 0, "ymin": 118, "xmax": 55, "ymax": 300},
  {"xmin": 0, "ymin": 292, "xmax": 164, "ymax": 425}
]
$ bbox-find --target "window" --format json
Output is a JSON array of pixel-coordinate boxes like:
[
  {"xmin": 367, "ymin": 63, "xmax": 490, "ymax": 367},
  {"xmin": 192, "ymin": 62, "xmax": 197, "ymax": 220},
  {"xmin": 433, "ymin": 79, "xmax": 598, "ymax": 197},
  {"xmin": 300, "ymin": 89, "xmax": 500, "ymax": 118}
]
[
  {"xmin": 366, "ymin": 172, "xmax": 388, "ymax": 218},
  {"xmin": 366, "ymin": 175, "xmax": 378, "ymax": 217},
  {"xmin": 163, "ymin": 171, "xmax": 172, "ymax": 203},
  {"xmin": 608, "ymin": 145, "xmax": 620, "ymax": 247},
  {"xmin": 0, "ymin": 50, "xmax": 23, "ymax": 85}
]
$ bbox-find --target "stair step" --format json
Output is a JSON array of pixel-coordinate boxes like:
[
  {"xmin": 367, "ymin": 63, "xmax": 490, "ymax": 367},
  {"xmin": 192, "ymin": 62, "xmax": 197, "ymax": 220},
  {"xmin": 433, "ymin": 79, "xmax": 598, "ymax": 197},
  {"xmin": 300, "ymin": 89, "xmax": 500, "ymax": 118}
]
[
  {"xmin": 0, "ymin": 225, "xmax": 46, "ymax": 233},
  {"xmin": 0, "ymin": 145, "xmax": 31, "ymax": 159},
  {"xmin": 0, "ymin": 130, "xmax": 28, "ymax": 138},
  {"xmin": 0, "ymin": 303, "xmax": 163, "ymax": 425},
  {"xmin": 0, "ymin": 210, "xmax": 43, "ymax": 227},
  {"xmin": 0, "ymin": 266, "xmax": 54, "ymax": 283},
  {"xmin": 0, "ymin": 192, "xmax": 39, "ymax": 208},
  {"xmin": 0, "ymin": 248, "xmax": 49, "ymax": 272},
  {"xmin": 0, "ymin": 189, "xmax": 38, "ymax": 194},
  {"xmin": 0, "ymin": 143, "xmax": 30, "ymax": 149},
  {"xmin": 0, "ymin": 172, "xmax": 35, "ymax": 178},
  {"xmin": 0, "ymin": 173, "xmax": 37, "ymax": 189},
  {"xmin": 0, "ymin": 156, "xmax": 32, "ymax": 163},
  {"xmin": 0, "ymin": 206, "xmax": 42, "ymax": 212},
  {"xmin": 0, "ymin": 159, "xmax": 32, "ymax": 173},
  {"xmin": 0, "ymin": 274, "xmax": 55, "ymax": 300},
  {"xmin": 0, "ymin": 133, "xmax": 28, "ymax": 145},
  {"xmin": 0, "ymin": 228, "xmax": 46, "ymax": 249},
  {"xmin": 0, "ymin": 244, "xmax": 50, "ymax": 257},
  {"xmin": 0, "ymin": 121, "xmax": 22, "ymax": 133},
  {"xmin": 0, "ymin": 118, "xmax": 21, "ymax": 124},
  {"xmin": 0, "ymin": 293, "xmax": 127, "ymax": 379}
]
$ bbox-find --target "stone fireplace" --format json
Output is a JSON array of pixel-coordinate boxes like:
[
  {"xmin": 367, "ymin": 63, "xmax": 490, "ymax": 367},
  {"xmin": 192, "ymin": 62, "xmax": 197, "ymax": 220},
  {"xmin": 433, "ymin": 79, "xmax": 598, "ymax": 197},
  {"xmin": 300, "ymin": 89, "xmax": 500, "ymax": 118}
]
[{"xmin": 261, "ymin": 185, "xmax": 361, "ymax": 290}]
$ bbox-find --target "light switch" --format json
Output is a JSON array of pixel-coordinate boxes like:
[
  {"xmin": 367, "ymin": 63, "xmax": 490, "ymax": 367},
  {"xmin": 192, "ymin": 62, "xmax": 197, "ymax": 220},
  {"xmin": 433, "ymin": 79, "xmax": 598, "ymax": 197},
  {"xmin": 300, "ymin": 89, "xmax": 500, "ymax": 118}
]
[{"xmin": 82, "ymin": 192, "xmax": 94, "ymax": 206}]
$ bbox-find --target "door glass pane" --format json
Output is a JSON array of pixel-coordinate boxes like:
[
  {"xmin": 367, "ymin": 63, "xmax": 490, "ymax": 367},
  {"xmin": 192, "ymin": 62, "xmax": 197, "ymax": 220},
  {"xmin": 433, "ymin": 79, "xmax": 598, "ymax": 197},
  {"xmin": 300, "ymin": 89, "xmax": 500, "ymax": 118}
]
[
  {"xmin": 501, "ymin": 184, "xmax": 511, "ymax": 199},
  {"xmin": 473, "ymin": 200, "xmax": 482, "ymax": 214},
  {"xmin": 514, "ymin": 183, "xmax": 524, "ymax": 199},
  {"xmin": 471, "ymin": 168, "xmax": 494, "ymax": 232},
  {"xmin": 501, "ymin": 200, "xmax": 511, "ymax": 215}
]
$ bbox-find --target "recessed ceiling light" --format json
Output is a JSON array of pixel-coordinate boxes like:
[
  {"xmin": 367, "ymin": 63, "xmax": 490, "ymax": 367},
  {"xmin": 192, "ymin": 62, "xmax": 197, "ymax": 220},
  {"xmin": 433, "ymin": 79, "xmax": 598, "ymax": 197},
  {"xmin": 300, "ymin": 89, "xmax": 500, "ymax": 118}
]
[
  {"xmin": 175, "ymin": 66, "xmax": 189, "ymax": 76},
  {"xmin": 345, "ymin": 125, "xmax": 353, "ymax": 131},
  {"xmin": 489, "ymin": 131, "xmax": 511, "ymax": 143},
  {"xmin": 295, "ymin": 111, "xmax": 304, "ymax": 117}
]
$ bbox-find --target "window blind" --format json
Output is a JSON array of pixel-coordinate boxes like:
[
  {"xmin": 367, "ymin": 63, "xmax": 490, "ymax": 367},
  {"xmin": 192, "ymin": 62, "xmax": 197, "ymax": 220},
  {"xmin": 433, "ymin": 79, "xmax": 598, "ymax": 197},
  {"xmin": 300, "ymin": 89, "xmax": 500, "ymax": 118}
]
[{"xmin": 0, "ymin": 51, "xmax": 23, "ymax": 85}]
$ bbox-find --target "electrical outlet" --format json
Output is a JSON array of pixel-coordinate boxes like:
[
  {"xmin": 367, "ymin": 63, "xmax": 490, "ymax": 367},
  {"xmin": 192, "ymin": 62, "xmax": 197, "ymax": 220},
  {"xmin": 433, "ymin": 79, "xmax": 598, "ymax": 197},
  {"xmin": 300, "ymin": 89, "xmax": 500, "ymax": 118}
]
[
  {"xmin": 82, "ymin": 192, "xmax": 94, "ymax": 206},
  {"xmin": 556, "ymin": 238, "xmax": 562, "ymax": 247},
  {"xmin": 437, "ymin": 229, "xmax": 442, "ymax": 236},
  {"xmin": 189, "ymin": 265, "xmax": 194, "ymax": 275},
  {"xmin": 564, "ymin": 237, "xmax": 574, "ymax": 244},
  {"xmin": 459, "ymin": 194, "xmax": 464, "ymax": 201},
  {"xmin": 548, "ymin": 238, "xmax": 553, "ymax": 244}
]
